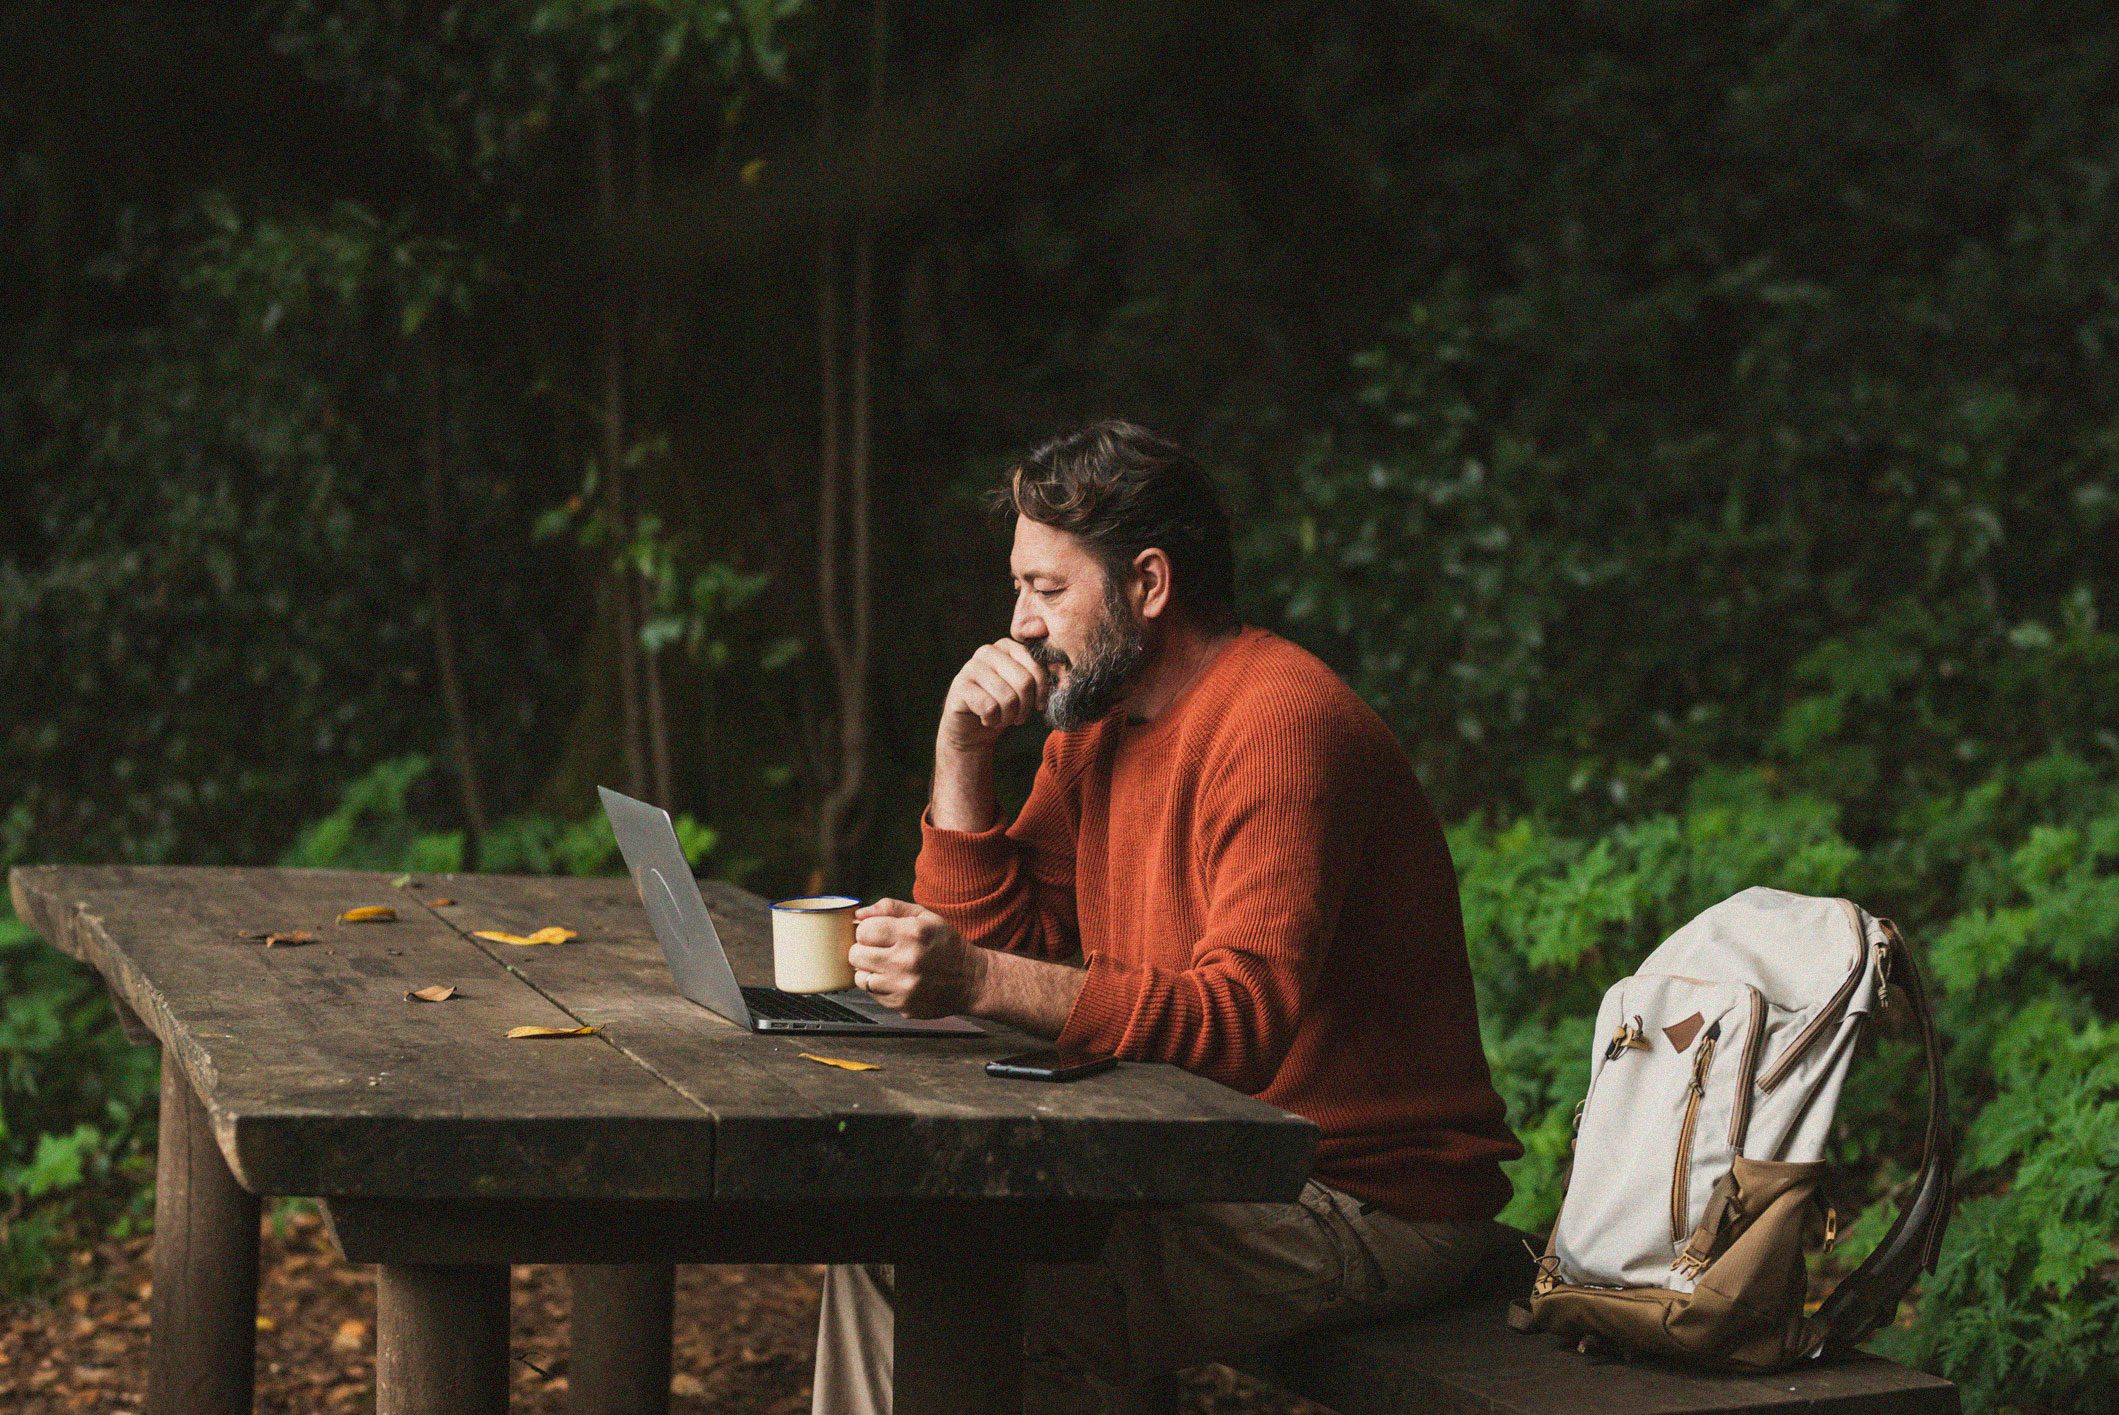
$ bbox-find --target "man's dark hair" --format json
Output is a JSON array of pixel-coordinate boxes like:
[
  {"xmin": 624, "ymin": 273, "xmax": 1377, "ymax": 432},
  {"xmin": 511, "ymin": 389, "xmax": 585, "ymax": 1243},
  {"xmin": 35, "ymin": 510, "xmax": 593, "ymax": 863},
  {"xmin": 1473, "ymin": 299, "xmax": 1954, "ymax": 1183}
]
[{"xmin": 989, "ymin": 419, "xmax": 1237, "ymax": 631}]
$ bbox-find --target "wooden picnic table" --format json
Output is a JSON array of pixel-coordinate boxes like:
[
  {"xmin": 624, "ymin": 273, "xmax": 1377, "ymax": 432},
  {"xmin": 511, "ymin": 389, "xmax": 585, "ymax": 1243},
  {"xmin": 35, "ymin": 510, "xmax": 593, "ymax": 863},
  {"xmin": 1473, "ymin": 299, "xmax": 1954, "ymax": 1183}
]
[{"xmin": 9, "ymin": 864, "xmax": 1318, "ymax": 1415}]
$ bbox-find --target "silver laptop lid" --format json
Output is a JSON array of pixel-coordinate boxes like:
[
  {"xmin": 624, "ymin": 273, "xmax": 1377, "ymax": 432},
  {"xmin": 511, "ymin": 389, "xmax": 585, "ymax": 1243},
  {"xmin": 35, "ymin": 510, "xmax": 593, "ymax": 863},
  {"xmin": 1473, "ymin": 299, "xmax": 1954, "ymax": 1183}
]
[{"xmin": 599, "ymin": 786, "xmax": 752, "ymax": 1027}]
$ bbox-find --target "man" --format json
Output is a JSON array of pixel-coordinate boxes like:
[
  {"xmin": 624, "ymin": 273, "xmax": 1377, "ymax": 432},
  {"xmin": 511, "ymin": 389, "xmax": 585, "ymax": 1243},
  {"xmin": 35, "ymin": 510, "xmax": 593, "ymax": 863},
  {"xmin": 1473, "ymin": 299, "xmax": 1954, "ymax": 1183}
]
[{"xmin": 813, "ymin": 420, "xmax": 1521, "ymax": 1414}]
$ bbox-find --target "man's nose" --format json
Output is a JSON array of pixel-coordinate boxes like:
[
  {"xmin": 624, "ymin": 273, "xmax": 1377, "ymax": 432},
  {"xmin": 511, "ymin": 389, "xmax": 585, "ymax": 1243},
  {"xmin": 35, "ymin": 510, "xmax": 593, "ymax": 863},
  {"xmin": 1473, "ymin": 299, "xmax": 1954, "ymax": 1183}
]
[{"xmin": 1010, "ymin": 589, "xmax": 1045, "ymax": 642}]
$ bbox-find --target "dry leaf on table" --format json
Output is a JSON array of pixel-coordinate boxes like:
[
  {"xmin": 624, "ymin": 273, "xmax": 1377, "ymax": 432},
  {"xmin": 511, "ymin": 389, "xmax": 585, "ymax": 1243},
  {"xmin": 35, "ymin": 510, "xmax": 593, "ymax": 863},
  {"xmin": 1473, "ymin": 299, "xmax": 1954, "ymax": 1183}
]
[
  {"xmin": 473, "ymin": 927, "xmax": 576, "ymax": 946},
  {"xmin": 337, "ymin": 906, "xmax": 397, "ymax": 923},
  {"xmin": 506, "ymin": 1024, "xmax": 597, "ymax": 1039},
  {"xmin": 262, "ymin": 931, "xmax": 317, "ymax": 947},
  {"xmin": 798, "ymin": 1053, "xmax": 881, "ymax": 1071},
  {"xmin": 405, "ymin": 985, "xmax": 458, "ymax": 1003}
]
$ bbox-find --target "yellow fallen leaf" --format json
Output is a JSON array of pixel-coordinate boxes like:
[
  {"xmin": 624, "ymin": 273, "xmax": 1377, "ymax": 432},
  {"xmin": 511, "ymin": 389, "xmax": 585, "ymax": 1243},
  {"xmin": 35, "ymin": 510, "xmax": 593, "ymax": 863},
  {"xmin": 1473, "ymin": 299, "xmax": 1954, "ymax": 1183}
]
[
  {"xmin": 338, "ymin": 906, "xmax": 397, "ymax": 923},
  {"xmin": 429, "ymin": 897, "xmax": 457, "ymax": 907},
  {"xmin": 798, "ymin": 1053, "xmax": 880, "ymax": 1071},
  {"xmin": 263, "ymin": 930, "xmax": 317, "ymax": 947},
  {"xmin": 255, "ymin": 1315, "xmax": 276, "ymax": 1331},
  {"xmin": 506, "ymin": 1024, "xmax": 597, "ymax": 1039},
  {"xmin": 473, "ymin": 927, "xmax": 577, "ymax": 946},
  {"xmin": 405, "ymin": 985, "xmax": 457, "ymax": 1003}
]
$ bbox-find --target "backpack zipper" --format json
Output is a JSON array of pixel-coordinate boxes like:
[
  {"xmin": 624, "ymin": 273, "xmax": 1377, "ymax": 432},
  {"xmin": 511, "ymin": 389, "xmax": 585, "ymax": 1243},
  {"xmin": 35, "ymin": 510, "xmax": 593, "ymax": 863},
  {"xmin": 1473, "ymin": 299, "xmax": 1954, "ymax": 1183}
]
[
  {"xmin": 1729, "ymin": 985, "xmax": 1765, "ymax": 1150},
  {"xmin": 1755, "ymin": 898, "xmax": 1869, "ymax": 1093},
  {"xmin": 1671, "ymin": 1020, "xmax": 1720, "ymax": 1243}
]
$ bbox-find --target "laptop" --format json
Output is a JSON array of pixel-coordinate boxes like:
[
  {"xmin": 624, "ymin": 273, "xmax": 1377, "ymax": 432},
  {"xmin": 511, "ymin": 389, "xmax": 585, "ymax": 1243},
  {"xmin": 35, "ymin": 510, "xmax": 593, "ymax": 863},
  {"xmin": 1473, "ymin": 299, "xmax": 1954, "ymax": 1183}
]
[{"xmin": 599, "ymin": 786, "xmax": 984, "ymax": 1036}]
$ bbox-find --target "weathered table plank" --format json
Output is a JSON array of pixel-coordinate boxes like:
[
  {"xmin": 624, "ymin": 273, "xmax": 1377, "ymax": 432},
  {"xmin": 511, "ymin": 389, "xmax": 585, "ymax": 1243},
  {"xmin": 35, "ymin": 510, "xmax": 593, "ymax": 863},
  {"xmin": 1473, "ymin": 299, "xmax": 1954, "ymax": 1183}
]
[
  {"xmin": 11, "ymin": 862, "xmax": 1323, "ymax": 1415},
  {"xmin": 403, "ymin": 871, "xmax": 1320, "ymax": 1203},
  {"xmin": 10, "ymin": 865, "xmax": 713, "ymax": 1199}
]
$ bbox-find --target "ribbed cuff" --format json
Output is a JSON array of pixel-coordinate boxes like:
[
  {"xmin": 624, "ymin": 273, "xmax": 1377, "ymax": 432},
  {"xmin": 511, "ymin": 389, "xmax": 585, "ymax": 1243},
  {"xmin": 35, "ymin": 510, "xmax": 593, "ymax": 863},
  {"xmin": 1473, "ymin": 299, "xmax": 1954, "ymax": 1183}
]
[
  {"xmin": 912, "ymin": 805, "xmax": 1017, "ymax": 906},
  {"xmin": 1055, "ymin": 952, "xmax": 1144, "ymax": 1055}
]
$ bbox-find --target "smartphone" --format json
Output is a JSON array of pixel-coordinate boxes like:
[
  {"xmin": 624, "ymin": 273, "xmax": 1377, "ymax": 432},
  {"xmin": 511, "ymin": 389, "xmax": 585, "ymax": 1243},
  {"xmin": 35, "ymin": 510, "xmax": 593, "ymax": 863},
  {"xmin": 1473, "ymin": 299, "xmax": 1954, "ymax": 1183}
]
[{"xmin": 983, "ymin": 1048, "xmax": 1117, "ymax": 1082}]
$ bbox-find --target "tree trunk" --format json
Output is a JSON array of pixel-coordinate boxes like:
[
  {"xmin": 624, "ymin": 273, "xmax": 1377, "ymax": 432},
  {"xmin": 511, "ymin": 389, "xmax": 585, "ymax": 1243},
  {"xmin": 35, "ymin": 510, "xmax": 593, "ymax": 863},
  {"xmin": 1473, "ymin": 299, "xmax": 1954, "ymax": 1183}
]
[
  {"xmin": 813, "ymin": 0, "xmax": 885, "ymax": 889},
  {"xmin": 815, "ymin": 20, "xmax": 848, "ymax": 885},
  {"xmin": 633, "ymin": 106, "xmax": 676, "ymax": 809},
  {"xmin": 595, "ymin": 90, "xmax": 648, "ymax": 800},
  {"xmin": 419, "ymin": 331, "xmax": 489, "ymax": 847}
]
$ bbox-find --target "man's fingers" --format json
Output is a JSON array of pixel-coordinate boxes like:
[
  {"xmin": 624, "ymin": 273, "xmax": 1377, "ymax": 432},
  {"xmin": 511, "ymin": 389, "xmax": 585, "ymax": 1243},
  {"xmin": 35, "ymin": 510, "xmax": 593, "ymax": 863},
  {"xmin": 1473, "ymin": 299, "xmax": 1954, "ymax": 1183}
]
[
  {"xmin": 847, "ymin": 941, "xmax": 893, "ymax": 973},
  {"xmin": 967, "ymin": 662, "xmax": 1034, "ymax": 718},
  {"xmin": 963, "ymin": 683, "xmax": 999, "ymax": 723},
  {"xmin": 988, "ymin": 657, "xmax": 1042, "ymax": 711},
  {"xmin": 992, "ymin": 640, "xmax": 1050, "ymax": 702},
  {"xmin": 866, "ymin": 897, "xmax": 921, "ymax": 918}
]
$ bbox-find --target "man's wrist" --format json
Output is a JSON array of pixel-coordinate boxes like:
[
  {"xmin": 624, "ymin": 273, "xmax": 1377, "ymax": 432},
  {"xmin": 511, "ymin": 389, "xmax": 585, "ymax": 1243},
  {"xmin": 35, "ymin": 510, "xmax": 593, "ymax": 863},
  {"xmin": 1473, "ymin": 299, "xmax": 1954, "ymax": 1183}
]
[
  {"xmin": 930, "ymin": 734, "xmax": 999, "ymax": 833},
  {"xmin": 966, "ymin": 946, "xmax": 1087, "ymax": 1041}
]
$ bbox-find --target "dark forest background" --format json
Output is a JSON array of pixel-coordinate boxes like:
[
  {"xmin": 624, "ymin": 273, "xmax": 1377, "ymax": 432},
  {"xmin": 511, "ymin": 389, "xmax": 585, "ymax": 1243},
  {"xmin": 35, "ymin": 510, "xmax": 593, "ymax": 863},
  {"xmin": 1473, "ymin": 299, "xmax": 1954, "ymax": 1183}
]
[{"xmin": 2, "ymin": 2, "xmax": 2115, "ymax": 1409}]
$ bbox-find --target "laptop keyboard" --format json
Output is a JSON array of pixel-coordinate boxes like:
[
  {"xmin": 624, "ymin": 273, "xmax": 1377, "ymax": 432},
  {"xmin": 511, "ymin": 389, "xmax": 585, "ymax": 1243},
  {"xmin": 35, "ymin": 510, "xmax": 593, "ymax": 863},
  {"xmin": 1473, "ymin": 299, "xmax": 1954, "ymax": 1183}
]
[{"xmin": 741, "ymin": 987, "xmax": 875, "ymax": 1025}]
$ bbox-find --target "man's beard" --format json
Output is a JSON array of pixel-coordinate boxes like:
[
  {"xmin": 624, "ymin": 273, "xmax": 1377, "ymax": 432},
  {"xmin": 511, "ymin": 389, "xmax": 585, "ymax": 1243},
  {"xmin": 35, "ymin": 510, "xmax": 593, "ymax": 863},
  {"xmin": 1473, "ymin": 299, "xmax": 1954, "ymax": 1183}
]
[{"xmin": 1025, "ymin": 581, "xmax": 1150, "ymax": 731}]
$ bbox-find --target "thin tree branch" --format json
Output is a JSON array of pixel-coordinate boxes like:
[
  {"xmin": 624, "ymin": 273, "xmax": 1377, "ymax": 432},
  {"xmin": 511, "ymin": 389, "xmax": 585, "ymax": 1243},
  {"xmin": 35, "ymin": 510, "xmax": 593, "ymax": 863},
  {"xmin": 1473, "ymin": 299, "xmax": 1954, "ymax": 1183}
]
[
  {"xmin": 595, "ymin": 88, "xmax": 647, "ymax": 799},
  {"xmin": 419, "ymin": 330, "xmax": 488, "ymax": 846}
]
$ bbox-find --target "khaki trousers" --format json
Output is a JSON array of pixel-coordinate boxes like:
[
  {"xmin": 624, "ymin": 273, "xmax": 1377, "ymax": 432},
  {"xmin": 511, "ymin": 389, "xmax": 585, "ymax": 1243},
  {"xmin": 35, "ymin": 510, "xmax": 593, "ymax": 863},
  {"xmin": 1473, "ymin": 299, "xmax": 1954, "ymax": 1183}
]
[{"xmin": 811, "ymin": 1178, "xmax": 1502, "ymax": 1415}]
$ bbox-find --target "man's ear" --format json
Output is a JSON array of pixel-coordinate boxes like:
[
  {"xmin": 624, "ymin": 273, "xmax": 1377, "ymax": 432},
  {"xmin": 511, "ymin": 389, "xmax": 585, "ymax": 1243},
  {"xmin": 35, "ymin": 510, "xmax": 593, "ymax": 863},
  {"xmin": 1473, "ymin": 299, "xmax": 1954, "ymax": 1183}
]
[{"xmin": 1132, "ymin": 547, "xmax": 1174, "ymax": 621}]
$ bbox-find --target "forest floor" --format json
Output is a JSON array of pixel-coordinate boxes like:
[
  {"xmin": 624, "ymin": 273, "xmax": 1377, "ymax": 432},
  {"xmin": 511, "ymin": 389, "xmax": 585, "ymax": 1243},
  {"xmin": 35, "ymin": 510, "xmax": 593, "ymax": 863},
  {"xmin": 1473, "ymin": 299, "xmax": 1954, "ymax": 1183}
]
[{"xmin": 0, "ymin": 1207, "xmax": 1318, "ymax": 1412}]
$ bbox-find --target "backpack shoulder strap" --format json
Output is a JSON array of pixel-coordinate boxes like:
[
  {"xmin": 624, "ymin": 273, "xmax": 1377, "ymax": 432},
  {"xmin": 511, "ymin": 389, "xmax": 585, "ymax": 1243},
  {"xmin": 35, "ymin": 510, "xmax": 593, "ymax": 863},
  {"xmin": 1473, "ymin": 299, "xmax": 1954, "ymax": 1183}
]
[{"xmin": 1805, "ymin": 917, "xmax": 1953, "ymax": 1360}]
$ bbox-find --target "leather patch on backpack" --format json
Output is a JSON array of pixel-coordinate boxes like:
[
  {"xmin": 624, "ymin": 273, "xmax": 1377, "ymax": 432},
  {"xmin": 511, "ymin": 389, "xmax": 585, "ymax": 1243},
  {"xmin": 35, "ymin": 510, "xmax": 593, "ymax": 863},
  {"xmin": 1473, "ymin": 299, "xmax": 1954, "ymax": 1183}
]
[{"xmin": 1663, "ymin": 1012, "xmax": 1706, "ymax": 1053}]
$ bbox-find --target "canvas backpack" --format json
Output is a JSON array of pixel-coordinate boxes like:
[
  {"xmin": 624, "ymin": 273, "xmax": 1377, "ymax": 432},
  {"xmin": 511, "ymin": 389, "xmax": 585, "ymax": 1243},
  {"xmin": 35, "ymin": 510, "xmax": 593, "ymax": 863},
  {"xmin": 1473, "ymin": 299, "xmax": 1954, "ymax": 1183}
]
[{"xmin": 1509, "ymin": 888, "xmax": 1953, "ymax": 1371}]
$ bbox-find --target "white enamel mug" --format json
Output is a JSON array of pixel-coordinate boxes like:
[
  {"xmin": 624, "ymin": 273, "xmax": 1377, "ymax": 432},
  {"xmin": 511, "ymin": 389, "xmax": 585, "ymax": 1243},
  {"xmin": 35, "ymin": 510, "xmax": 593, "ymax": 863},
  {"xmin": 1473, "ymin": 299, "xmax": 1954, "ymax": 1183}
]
[{"xmin": 769, "ymin": 895, "xmax": 860, "ymax": 994}]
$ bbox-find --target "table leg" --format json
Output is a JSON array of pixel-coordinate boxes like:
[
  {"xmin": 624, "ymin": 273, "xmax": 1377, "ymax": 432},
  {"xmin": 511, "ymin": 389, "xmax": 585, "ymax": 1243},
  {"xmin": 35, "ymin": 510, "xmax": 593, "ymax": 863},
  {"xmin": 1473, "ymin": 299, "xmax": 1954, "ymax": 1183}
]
[
  {"xmin": 894, "ymin": 1250, "xmax": 1024, "ymax": 1415},
  {"xmin": 377, "ymin": 1263, "xmax": 511, "ymax": 1415},
  {"xmin": 148, "ymin": 1058, "xmax": 260, "ymax": 1415},
  {"xmin": 568, "ymin": 1263, "xmax": 675, "ymax": 1414}
]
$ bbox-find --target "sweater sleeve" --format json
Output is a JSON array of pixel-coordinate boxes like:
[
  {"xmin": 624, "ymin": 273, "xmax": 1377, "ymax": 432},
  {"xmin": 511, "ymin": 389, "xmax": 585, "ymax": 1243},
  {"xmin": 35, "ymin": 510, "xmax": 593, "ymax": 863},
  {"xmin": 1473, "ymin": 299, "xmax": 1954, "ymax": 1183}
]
[
  {"xmin": 1055, "ymin": 700, "xmax": 1371, "ymax": 1092},
  {"xmin": 912, "ymin": 734, "xmax": 1082, "ymax": 962}
]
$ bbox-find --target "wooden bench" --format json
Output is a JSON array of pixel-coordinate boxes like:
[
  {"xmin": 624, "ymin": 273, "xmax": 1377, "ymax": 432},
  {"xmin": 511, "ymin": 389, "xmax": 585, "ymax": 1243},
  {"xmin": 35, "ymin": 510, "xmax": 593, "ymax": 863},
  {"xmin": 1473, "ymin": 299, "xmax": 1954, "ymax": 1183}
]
[{"xmin": 1253, "ymin": 1232, "xmax": 1959, "ymax": 1414}]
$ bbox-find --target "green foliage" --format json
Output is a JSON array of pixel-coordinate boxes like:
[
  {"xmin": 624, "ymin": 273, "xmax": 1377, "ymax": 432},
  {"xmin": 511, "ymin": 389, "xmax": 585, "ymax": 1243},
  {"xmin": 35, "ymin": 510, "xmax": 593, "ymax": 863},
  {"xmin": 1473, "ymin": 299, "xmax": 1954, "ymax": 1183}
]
[
  {"xmin": 0, "ymin": 907, "xmax": 159, "ymax": 1297},
  {"xmin": 1455, "ymin": 747, "xmax": 2119, "ymax": 1413},
  {"xmin": 265, "ymin": 0, "xmax": 804, "ymax": 180},
  {"xmin": 287, "ymin": 754, "xmax": 720, "ymax": 876},
  {"xmin": 4, "ymin": 4, "xmax": 2117, "ymax": 1408},
  {"xmin": 1453, "ymin": 768, "xmax": 1863, "ymax": 1233}
]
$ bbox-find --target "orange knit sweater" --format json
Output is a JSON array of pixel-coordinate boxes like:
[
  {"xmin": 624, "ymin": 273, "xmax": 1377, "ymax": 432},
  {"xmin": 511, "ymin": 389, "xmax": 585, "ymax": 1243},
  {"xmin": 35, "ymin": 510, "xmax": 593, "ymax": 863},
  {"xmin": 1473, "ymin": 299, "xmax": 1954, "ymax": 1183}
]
[{"xmin": 915, "ymin": 625, "xmax": 1521, "ymax": 1221}]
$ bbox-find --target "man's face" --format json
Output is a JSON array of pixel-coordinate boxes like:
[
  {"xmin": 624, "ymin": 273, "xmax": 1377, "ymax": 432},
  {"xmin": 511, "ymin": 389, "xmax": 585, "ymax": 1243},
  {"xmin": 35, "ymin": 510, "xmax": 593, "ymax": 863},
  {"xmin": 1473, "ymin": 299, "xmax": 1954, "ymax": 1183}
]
[{"xmin": 1009, "ymin": 517, "xmax": 1153, "ymax": 731}]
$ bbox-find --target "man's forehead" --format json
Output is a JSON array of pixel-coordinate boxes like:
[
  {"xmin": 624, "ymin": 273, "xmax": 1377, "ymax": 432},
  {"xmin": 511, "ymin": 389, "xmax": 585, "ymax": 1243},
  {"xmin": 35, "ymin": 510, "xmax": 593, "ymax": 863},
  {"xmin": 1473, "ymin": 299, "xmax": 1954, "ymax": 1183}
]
[{"xmin": 1009, "ymin": 518, "xmax": 1097, "ymax": 579}]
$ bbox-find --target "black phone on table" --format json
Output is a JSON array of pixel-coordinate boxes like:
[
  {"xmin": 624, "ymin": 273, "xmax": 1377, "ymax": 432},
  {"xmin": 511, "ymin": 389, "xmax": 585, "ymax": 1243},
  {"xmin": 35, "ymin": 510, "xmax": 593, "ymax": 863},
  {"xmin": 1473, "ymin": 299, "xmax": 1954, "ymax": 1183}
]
[{"xmin": 983, "ymin": 1048, "xmax": 1117, "ymax": 1081}]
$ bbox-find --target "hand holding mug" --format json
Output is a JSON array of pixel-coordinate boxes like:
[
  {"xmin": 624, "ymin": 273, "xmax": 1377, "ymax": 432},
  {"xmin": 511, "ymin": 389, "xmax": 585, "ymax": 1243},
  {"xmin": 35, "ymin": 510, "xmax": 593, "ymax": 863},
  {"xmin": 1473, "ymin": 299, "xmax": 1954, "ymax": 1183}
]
[{"xmin": 847, "ymin": 899, "xmax": 988, "ymax": 1018}]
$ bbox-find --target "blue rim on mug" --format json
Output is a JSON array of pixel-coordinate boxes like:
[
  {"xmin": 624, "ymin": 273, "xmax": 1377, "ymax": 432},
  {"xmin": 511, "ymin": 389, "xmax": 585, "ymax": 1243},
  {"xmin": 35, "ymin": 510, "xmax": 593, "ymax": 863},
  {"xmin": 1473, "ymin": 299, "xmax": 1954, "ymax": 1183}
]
[{"xmin": 771, "ymin": 895, "xmax": 860, "ymax": 912}]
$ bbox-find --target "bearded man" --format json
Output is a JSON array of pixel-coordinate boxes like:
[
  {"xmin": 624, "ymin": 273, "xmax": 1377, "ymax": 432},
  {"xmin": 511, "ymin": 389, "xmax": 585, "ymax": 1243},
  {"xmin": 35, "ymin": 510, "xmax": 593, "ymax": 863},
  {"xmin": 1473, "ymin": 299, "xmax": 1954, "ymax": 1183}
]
[{"xmin": 812, "ymin": 420, "xmax": 1521, "ymax": 1415}]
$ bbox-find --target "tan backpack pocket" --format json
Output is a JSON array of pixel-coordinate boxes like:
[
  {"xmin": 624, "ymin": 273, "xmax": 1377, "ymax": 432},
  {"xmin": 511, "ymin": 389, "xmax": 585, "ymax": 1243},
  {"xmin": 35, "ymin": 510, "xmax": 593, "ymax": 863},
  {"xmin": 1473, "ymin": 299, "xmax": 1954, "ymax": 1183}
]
[{"xmin": 1530, "ymin": 1156, "xmax": 1829, "ymax": 1372}]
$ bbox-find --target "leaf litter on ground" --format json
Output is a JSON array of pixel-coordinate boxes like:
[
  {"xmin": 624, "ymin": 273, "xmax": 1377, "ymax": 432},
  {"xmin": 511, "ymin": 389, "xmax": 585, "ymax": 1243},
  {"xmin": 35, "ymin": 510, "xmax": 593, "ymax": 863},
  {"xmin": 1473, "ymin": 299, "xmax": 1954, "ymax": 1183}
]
[
  {"xmin": 404, "ymin": 985, "xmax": 457, "ymax": 1003},
  {"xmin": 337, "ymin": 906, "xmax": 397, "ymax": 923},
  {"xmin": 505, "ymin": 1024, "xmax": 597, "ymax": 1039},
  {"xmin": 474, "ymin": 927, "xmax": 576, "ymax": 946},
  {"xmin": 797, "ymin": 1054, "xmax": 881, "ymax": 1071}
]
